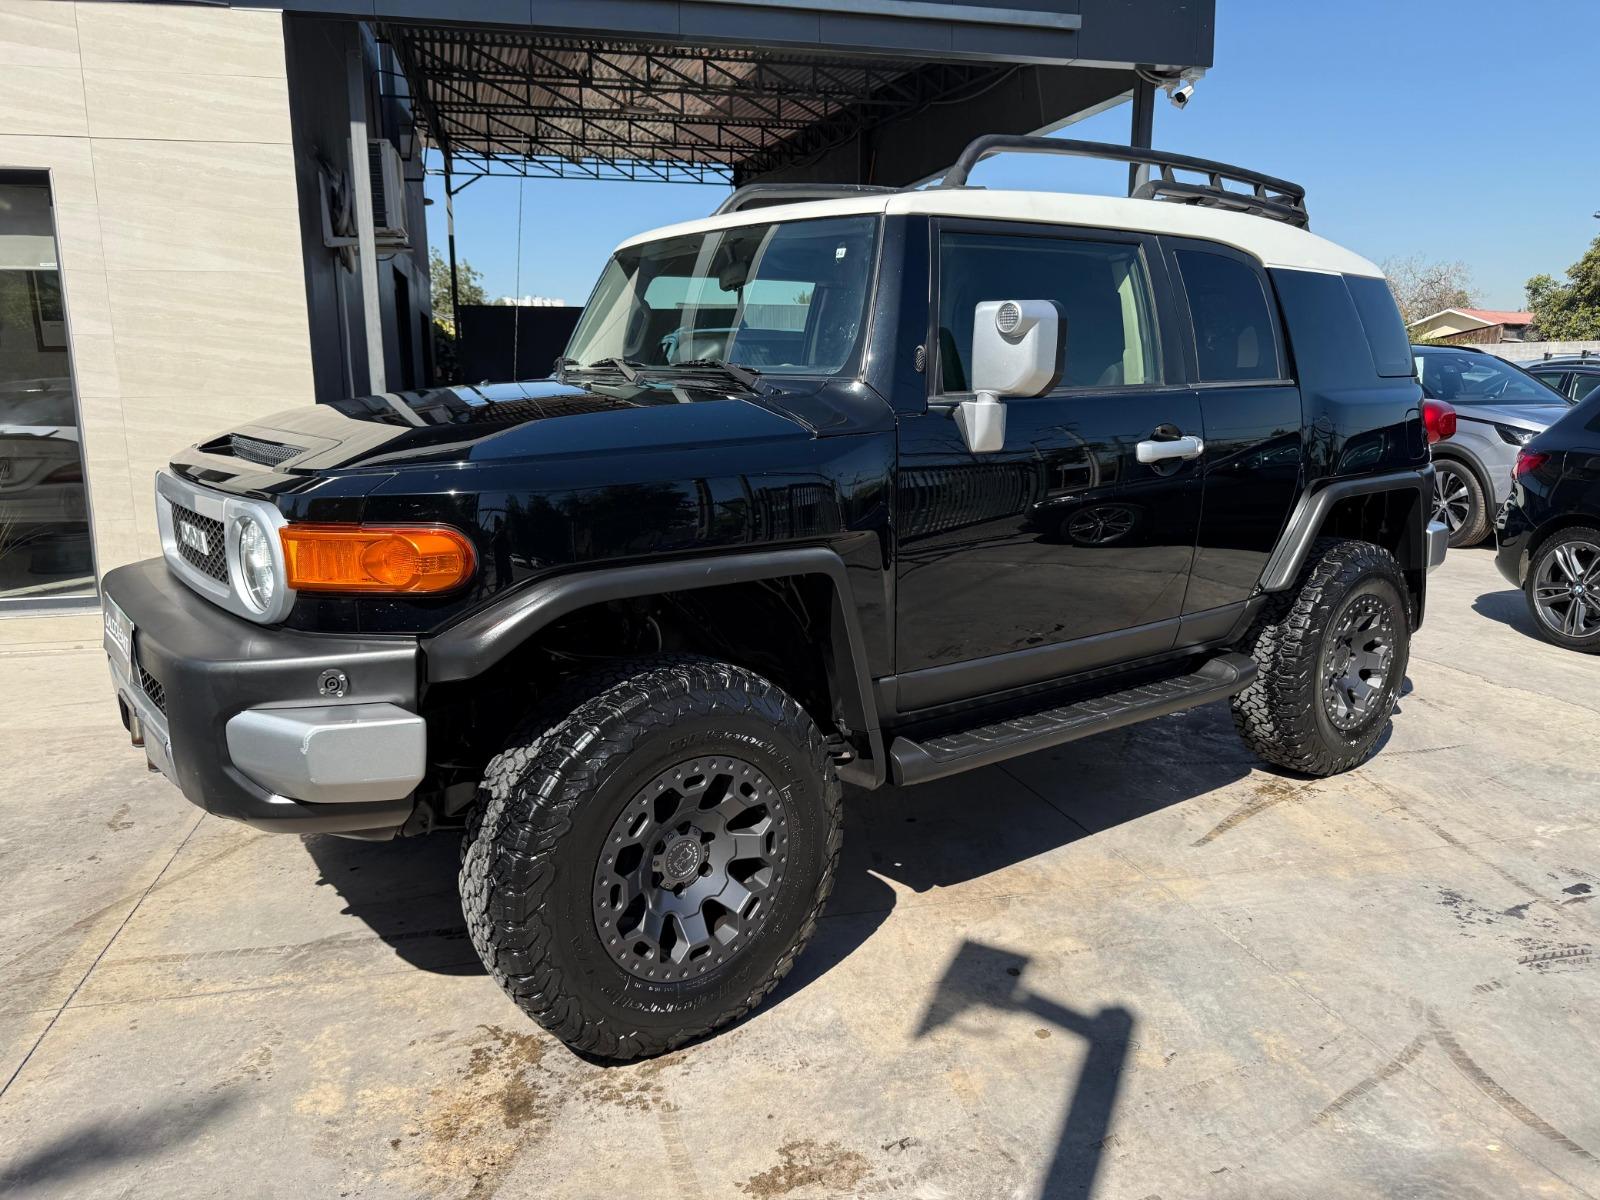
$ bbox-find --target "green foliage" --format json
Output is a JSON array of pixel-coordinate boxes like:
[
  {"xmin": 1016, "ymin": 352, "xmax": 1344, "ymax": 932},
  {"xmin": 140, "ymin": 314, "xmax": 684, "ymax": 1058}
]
[
  {"xmin": 428, "ymin": 247, "xmax": 488, "ymax": 336},
  {"xmin": 1525, "ymin": 236, "xmax": 1600, "ymax": 340}
]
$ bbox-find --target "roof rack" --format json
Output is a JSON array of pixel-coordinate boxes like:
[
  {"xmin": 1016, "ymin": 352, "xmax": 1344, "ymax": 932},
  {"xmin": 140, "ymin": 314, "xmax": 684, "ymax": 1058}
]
[
  {"xmin": 935, "ymin": 135, "xmax": 1310, "ymax": 229},
  {"xmin": 714, "ymin": 182, "xmax": 896, "ymax": 215}
]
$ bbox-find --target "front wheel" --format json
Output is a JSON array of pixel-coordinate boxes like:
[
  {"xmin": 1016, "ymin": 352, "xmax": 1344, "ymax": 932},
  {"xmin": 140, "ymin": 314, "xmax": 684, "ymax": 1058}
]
[
  {"xmin": 1231, "ymin": 539, "xmax": 1411, "ymax": 776},
  {"xmin": 1525, "ymin": 527, "xmax": 1600, "ymax": 653},
  {"xmin": 459, "ymin": 657, "xmax": 842, "ymax": 1061},
  {"xmin": 1432, "ymin": 458, "xmax": 1489, "ymax": 548}
]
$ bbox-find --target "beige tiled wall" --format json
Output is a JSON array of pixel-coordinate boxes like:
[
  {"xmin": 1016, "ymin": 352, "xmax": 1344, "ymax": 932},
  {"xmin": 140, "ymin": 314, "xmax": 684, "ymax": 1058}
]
[{"xmin": 0, "ymin": 0, "xmax": 313, "ymax": 643}]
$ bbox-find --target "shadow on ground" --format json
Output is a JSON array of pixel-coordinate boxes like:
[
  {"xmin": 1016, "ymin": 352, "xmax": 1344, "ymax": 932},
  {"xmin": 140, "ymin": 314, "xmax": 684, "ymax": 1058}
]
[
  {"xmin": 1473, "ymin": 587, "xmax": 1542, "ymax": 639},
  {"xmin": 301, "ymin": 832, "xmax": 482, "ymax": 976},
  {"xmin": 0, "ymin": 1091, "xmax": 241, "ymax": 1196}
]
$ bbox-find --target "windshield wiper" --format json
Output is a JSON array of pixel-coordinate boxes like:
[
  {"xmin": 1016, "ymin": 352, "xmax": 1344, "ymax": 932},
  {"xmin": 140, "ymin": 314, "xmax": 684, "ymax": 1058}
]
[
  {"xmin": 668, "ymin": 359, "xmax": 762, "ymax": 391},
  {"xmin": 560, "ymin": 356, "xmax": 643, "ymax": 382}
]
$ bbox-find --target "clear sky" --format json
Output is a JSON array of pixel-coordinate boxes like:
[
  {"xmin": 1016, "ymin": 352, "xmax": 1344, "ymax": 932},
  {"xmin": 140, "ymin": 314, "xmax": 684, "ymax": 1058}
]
[{"xmin": 424, "ymin": 0, "xmax": 1599, "ymax": 312}]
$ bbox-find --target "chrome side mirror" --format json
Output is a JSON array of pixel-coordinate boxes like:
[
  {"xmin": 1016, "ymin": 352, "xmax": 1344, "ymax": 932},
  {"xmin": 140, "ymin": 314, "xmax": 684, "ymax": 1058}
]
[{"xmin": 957, "ymin": 300, "xmax": 1062, "ymax": 454}]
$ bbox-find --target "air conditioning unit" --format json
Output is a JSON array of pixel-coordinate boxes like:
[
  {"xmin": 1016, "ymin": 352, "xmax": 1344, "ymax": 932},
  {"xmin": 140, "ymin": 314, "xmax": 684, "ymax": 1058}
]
[{"xmin": 367, "ymin": 139, "xmax": 410, "ymax": 249}]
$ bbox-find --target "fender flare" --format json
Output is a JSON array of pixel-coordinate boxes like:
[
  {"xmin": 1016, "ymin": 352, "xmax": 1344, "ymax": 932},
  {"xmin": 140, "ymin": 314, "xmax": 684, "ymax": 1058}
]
[
  {"xmin": 422, "ymin": 547, "xmax": 885, "ymax": 784},
  {"xmin": 1258, "ymin": 466, "xmax": 1433, "ymax": 592}
]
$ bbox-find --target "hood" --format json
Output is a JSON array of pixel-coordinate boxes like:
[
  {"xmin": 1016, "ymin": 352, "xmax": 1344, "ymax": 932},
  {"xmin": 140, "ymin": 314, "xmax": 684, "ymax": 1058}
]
[
  {"xmin": 171, "ymin": 374, "xmax": 892, "ymax": 484},
  {"xmin": 1453, "ymin": 402, "xmax": 1572, "ymax": 433}
]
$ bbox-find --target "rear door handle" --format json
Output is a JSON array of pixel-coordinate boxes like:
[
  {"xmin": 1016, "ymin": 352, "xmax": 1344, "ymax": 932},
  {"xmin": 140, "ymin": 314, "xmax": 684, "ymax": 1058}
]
[{"xmin": 1136, "ymin": 434, "xmax": 1205, "ymax": 463}]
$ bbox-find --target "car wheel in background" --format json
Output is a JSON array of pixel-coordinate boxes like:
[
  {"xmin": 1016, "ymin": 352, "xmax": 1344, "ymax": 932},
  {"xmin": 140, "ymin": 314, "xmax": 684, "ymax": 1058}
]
[
  {"xmin": 1432, "ymin": 459, "xmax": 1489, "ymax": 548},
  {"xmin": 1525, "ymin": 527, "xmax": 1600, "ymax": 654}
]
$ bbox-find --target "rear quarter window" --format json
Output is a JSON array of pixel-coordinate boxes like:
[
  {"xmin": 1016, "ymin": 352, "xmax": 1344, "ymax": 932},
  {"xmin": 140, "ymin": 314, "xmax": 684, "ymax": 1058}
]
[{"xmin": 1345, "ymin": 275, "xmax": 1414, "ymax": 378}]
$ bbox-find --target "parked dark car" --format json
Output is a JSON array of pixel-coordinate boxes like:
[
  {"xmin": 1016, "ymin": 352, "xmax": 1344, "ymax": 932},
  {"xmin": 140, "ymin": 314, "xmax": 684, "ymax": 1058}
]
[
  {"xmin": 100, "ymin": 137, "xmax": 1447, "ymax": 1060},
  {"xmin": 1526, "ymin": 352, "xmax": 1600, "ymax": 405},
  {"xmin": 1415, "ymin": 344, "xmax": 1572, "ymax": 548},
  {"xmin": 1495, "ymin": 385, "xmax": 1600, "ymax": 651}
]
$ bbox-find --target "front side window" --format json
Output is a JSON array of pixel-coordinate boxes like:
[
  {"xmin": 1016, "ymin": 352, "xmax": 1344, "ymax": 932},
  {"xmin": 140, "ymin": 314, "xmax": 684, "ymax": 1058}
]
[
  {"xmin": 1414, "ymin": 348, "xmax": 1568, "ymax": 406},
  {"xmin": 1573, "ymin": 373, "xmax": 1600, "ymax": 403},
  {"xmin": 564, "ymin": 215, "xmax": 878, "ymax": 376},
  {"xmin": 1528, "ymin": 370, "xmax": 1570, "ymax": 394},
  {"xmin": 936, "ymin": 232, "xmax": 1158, "ymax": 393},
  {"xmin": 1174, "ymin": 248, "xmax": 1281, "ymax": 382}
]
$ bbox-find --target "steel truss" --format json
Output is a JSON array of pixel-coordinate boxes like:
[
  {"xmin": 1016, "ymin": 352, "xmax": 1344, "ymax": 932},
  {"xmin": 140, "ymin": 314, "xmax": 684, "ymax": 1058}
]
[{"xmin": 382, "ymin": 25, "xmax": 1017, "ymax": 185}]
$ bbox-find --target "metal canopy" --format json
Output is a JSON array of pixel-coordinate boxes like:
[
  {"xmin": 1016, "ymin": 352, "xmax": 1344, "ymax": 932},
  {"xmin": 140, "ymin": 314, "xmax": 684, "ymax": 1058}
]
[{"xmin": 385, "ymin": 25, "xmax": 1026, "ymax": 186}]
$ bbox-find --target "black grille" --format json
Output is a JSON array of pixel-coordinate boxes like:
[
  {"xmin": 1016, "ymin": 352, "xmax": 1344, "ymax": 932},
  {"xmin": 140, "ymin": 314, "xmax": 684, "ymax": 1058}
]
[
  {"xmin": 228, "ymin": 434, "xmax": 302, "ymax": 467},
  {"xmin": 170, "ymin": 502, "xmax": 228, "ymax": 582},
  {"xmin": 135, "ymin": 656, "xmax": 167, "ymax": 714}
]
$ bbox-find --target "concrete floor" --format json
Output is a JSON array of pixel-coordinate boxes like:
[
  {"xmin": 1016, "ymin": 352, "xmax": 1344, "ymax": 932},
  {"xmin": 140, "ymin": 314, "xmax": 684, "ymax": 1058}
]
[{"xmin": 2, "ymin": 546, "xmax": 1598, "ymax": 1199}]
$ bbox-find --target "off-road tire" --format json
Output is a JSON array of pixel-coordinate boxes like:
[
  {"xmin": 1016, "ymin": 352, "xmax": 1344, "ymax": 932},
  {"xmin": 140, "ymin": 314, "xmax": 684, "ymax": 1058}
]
[
  {"xmin": 1524, "ymin": 526, "xmax": 1600, "ymax": 654},
  {"xmin": 1231, "ymin": 538, "xmax": 1411, "ymax": 776},
  {"xmin": 459, "ymin": 656, "xmax": 842, "ymax": 1061},
  {"xmin": 1433, "ymin": 457, "xmax": 1490, "ymax": 548}
]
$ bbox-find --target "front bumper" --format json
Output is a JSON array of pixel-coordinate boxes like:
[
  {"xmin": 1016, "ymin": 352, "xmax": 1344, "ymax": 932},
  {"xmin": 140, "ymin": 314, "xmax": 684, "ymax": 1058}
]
[{"xmin": 102, "ymin": 558, "xmax": 424, "ymax": 837}]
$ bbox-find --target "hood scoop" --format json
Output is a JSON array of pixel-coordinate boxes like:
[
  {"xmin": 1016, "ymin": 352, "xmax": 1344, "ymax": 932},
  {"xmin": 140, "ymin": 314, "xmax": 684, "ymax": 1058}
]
[{"xmin": 201, "ymin": 432, "xmax": 306, "ymax": 468}]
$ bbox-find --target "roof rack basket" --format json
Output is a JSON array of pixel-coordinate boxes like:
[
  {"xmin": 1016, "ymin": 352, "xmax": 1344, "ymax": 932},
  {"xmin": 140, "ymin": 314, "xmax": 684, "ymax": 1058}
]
[
  {"xmin": 936, "ymin": 135, "xmax": 1310, "ymax": 229},
  {"xmin": 714, "ymin": 182, "xmax": 896, "ymax": 215}
]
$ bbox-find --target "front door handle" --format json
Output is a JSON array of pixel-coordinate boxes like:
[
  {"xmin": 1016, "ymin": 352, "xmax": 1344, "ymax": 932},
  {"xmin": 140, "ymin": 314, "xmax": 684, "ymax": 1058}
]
[{"xmin": 1136, "ymin": 434, "xmax": 1205, "ymax": 464}]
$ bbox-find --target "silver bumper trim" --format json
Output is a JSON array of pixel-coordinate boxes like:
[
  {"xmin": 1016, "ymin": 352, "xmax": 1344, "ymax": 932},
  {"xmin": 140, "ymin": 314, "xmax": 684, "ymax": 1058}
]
[
  {"xmin": 108, "ymin": 649, "xmax": 177, "ymax": 784},
  {"xmin": 225, "ymin": 703, "xmax": 426, "ymax": 804},
  {"xmin": 1426, "ymin": 519, "xmax": 1449, "ymax": 572}
]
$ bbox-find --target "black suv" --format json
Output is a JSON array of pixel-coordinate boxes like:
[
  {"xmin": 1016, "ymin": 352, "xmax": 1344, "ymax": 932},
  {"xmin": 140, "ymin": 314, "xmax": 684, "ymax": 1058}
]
[
  {"xmin": 101, "ymin": 138, "xmax": 1448, "ymax": 1060},
  {"xmin": 1526, "ymin": 352, "xmax": 1600, "ymax": 405}
]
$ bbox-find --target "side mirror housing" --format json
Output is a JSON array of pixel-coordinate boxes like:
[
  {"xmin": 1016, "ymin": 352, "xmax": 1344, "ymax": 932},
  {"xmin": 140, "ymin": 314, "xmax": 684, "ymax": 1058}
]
[{"xmin": 956, "ymin": 300, "xmax": 1062, "ymax": 453}]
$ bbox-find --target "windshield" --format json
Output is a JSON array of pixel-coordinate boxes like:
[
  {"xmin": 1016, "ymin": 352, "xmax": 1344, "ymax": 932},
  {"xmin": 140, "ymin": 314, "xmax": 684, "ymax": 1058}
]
[
  {"xmin": 564, "ymin": 215, "xmax": 878, "ymax": 377},
  {"xmin": 1415, "ymin": 347, "xmax": 1568, "ymax": 406}
]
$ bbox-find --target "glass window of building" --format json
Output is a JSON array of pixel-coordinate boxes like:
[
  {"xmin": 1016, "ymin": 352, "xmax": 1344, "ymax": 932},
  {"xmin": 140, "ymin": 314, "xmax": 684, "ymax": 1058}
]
[{"xmin": 0, "ymin": 171, "xmax": 94, "ymax": 609}]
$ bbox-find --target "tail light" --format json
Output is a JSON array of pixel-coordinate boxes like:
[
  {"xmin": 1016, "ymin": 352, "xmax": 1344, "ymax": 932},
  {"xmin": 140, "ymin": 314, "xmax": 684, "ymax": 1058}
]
[
  {"xmin": 1514, "ymin": 450, "xmax": 1549, "ymax": 479},
  {"xmin": 1422, "ymin": 398, "xmax": 1457, "ymax": 445},
  {"xmin": 281, "ymin": 524, "xmax": 476, "ymax": 594}
]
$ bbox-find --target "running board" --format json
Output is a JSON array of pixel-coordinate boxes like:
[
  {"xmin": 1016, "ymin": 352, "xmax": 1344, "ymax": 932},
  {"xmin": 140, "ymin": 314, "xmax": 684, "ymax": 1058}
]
[{"xmin": 887, "ymin": 652, "xmax": 1257, "ymax": 786}]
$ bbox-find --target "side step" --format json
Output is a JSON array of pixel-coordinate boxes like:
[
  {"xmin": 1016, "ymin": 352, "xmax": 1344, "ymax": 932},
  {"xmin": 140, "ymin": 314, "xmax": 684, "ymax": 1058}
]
[{"xmin": 887, "ymin": 652, "xmax": 1257, "ymax": 786}]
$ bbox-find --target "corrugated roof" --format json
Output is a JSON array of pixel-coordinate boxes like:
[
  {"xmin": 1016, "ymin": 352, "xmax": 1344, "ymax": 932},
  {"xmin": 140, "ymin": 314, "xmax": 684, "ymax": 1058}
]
[{"xmin": 386, "ymin": 25, "xmax": 1022, "ymax": 184}]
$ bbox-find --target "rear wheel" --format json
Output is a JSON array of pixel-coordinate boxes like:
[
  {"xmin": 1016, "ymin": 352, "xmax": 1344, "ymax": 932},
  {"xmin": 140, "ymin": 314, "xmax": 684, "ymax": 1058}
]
[
  {"xmin": 459, "ymin": 657, "xmax": 841, "ymax": 1060},
  {"xmin": 1525, "ymin": 527, "xmax": 1600, "ymax": 653},
  {"xmin": 1432, "ymin": 458, "xmax": 1489, "ymax": 548},
  {"xmin": 1231, "ymin": 539, "xmax": 1411, "ymax": 776}
]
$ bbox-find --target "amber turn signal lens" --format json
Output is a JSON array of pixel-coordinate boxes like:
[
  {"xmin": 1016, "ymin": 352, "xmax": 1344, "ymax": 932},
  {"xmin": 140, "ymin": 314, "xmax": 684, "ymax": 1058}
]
[{"xmin": 281, "ymin": 524, "xmax": 476, "ymax": 594}]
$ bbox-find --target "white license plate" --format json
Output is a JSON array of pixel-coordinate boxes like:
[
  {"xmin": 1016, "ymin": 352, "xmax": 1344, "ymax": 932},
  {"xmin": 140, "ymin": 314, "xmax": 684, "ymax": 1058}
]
[{"xmin": 103, "ymin": 594, "xmax": 134, "ymax": 680}]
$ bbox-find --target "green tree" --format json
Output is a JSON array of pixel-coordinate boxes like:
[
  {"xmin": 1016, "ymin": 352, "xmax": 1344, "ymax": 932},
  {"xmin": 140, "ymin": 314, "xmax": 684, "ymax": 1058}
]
[
  {"xmin": 428, "ymin": 247, "xmax": 487, "ymax": 336},
  {"xmin": 1525, "ymin": 235, "xmax": 1600, "ymax": 340}
]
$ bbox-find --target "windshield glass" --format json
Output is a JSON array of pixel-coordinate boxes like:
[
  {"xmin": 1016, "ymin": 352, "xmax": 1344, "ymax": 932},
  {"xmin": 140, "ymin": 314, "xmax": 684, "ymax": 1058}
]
[
  {"xmin": 1415, "ymin": 347, "xmax": 1568, "ymax": 406},
  {"xmin": 564, "ymin": 215, "xmax": 878, "ymax": 377}
]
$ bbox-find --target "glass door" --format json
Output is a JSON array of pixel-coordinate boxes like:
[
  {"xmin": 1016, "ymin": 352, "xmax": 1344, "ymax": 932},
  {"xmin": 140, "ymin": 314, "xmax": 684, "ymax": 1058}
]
[{"xmin": 0, "ymin": 170, "xmax": 95, "ymax": 609}]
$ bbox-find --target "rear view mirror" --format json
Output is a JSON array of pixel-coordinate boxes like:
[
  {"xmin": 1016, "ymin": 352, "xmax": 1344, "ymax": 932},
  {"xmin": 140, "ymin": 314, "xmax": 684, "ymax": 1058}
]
[{"xmin": 957, "ymin": 300, "xmax": 1062, "ymax": 454}]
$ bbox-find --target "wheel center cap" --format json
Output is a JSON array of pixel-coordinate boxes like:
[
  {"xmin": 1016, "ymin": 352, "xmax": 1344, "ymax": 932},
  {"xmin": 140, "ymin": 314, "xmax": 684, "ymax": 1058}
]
[{"xmin": 661, "ymin": 836, "xmax": 704, "ymax": 884}]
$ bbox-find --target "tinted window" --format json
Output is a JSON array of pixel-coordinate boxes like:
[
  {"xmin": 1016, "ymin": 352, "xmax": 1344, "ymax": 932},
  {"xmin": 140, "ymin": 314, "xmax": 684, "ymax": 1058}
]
[
  {"xmin": 1414, "ymin": 348, "xmax": 1567, "ymax": 406},
  {"xmin": 1346, "ymin": 275, "xmax": 1414, "ymax": 378},
  {"xmin": 937, "ymin": 232, "xmax": 1158, "ymax": 392},
  {"xmin": 1528, "ymin": 370, "xmax": 1570, "ymax": 394},
  {"xmin": 1174, "ymin": 249, "xmax": 1280, "ymax": 382}
]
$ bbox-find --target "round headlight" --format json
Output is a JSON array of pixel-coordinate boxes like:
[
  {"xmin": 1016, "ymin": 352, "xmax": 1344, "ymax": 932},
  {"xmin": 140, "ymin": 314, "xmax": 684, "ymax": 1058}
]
[{"xmin": 236, "ymin": 515, "xmax": 278, "ymax": 612}]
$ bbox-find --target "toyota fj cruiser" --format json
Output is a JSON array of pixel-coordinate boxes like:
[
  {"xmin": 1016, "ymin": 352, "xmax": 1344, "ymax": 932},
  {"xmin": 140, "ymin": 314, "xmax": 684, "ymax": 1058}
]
[{"xmin": 101, "ymin": 137, "xmax": 1449, "ymax": 1060}]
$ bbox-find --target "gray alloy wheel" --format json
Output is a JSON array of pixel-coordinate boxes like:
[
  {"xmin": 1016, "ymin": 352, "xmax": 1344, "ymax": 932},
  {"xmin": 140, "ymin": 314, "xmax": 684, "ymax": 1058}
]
[
  {"xmin": 1320, "ymin": 593, "xmax": 1398, "ymax": 732},
  {"xmin": 1529, "ymin": 532, "xmax": 1600, "ymax": 650},
  {"xmin": 594, "ymin": 755, "xmax": 790, "ymax": 983},
  {"xmin": 1430, "ymin": 460, "xmax": 1488, "ymax": 548}
]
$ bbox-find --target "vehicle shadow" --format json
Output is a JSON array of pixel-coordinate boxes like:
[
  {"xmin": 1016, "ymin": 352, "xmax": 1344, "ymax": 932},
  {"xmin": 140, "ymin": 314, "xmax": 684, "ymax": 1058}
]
[
  {"xmin": 1472, "ymin": 587, "xmax": 1542, "ymax": 639},
  {"xmin": 300, "ymin": 832, "xmax": 482, "ymax": 976}
]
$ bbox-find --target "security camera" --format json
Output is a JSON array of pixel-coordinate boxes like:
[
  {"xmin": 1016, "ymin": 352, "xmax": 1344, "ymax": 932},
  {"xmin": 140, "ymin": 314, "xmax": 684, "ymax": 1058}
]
[{"xmin": 1166, "ymin": 81, "xmax": 1195, "ymax": 109}]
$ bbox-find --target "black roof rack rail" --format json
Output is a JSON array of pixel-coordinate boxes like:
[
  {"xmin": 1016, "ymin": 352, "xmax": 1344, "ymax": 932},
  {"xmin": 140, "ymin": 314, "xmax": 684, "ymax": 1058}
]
[
  {"xmin": 714, "ymin": 182, "xmax": 896, "ymax": 215},
  {"xmin": 935, "ymin": 135, "xmax": 1310, "ymax": 230}
]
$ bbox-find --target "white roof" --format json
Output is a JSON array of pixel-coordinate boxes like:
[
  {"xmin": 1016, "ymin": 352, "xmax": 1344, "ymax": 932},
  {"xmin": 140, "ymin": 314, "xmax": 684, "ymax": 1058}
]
[{"xmin": 617, "ymin": 190, "xmax": 1382, "ymax": 278}]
